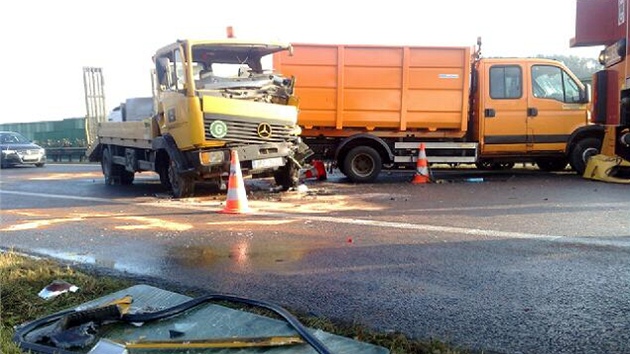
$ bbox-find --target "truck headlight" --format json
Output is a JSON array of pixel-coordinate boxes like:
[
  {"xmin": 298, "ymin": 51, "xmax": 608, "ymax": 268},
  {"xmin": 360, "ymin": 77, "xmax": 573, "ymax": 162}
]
[{"xmin": 199, "ymin": 151, "xmax": 225, "ymax": 166}]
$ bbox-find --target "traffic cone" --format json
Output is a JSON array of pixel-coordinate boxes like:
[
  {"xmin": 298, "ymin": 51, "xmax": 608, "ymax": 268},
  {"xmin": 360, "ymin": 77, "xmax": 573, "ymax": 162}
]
[
  {"xmin": 219, "ymin": 150, "xmax": 251, "ymax": 214},
  {"xmin": 300, "ymin": 160, "xmax": 327, "ymax": 181},
  {"xmin": 412, "ymin": 143, "xmax": 431, "ymax": 184}
]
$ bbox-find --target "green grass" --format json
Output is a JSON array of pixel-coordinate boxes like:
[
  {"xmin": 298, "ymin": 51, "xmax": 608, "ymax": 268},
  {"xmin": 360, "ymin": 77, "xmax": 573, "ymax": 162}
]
[{"xmin": 0, "ymin": 250, "xmax": 470, "ymax": 354}]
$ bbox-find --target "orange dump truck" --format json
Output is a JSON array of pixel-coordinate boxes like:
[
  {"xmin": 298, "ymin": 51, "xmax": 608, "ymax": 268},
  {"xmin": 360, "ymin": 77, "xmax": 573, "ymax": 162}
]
[{"xmin": 274, "ymin": 41, "xmax": 603, "ymax": 182}]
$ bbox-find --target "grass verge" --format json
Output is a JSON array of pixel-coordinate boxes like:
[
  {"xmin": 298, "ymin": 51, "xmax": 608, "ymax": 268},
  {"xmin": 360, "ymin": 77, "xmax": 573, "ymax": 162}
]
[{"xmin": 0, "ymin": 250, "xmax": 469, "ymax": 354}]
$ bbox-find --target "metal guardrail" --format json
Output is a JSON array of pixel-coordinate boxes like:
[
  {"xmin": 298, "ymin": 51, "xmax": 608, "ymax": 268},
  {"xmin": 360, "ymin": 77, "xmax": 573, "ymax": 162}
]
[{"xmin": 45, "ymin": 147, "xmax": 88, "ymax": 162}]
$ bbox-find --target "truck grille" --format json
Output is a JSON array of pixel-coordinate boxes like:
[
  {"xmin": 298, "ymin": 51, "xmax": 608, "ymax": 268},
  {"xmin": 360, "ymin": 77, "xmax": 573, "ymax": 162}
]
[{"xmin": 203, "ymin": 114, "xmax": 294, "ymax": 144}]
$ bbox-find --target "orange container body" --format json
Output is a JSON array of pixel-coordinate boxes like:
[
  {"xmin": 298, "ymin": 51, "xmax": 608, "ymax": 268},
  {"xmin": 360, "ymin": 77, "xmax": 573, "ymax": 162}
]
[{"xmin": 274, "ymin": 44, "xmax": 472, "ymax": 137}]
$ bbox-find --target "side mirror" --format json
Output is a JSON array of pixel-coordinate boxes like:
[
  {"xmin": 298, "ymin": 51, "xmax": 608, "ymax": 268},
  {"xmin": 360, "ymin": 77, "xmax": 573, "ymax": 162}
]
[
  {"xmin": 580, "ymin": 83, "xmax": 592, "ymax": 104},
  {"xmin": 156, "ymin": 58, "xmax": 170, "ymax": 86}
]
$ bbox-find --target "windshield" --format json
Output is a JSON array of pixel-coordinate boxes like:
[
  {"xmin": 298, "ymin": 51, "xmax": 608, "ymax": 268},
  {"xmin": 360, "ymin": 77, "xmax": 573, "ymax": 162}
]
[{"xmin": 0, "ymin": 132, "xmax": 30, "ymax": 144}]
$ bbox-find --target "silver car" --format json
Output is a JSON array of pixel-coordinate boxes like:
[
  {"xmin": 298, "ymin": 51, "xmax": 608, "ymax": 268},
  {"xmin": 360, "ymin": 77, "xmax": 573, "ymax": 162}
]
[{"xmin": 0, "ymin": 131, "xmax": 46, "ymax": 168}]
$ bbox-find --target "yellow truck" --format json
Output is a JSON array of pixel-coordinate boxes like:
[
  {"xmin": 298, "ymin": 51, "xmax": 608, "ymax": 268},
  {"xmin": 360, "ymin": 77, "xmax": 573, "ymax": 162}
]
[
  {"xmin": 87, "ymin": 39, "xmax": 304, "ymax": 197},
  {"xmin": 274, "ymin": 40, "xmax": 601, "ymax": 182}
]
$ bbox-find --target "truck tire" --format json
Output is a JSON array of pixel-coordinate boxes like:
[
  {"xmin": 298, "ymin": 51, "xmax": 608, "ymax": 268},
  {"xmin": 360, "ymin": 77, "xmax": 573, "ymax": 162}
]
[
  {"xmin": 168, "ymin": 159, "xmax": 195, "ymax": 198},
  {"xmin": 101, "ymin": 147, "xmax": 134, "ymax": 185},
  {"xmin": 101, "ymin": 147, "xmax": 117, "ymax": 185},
  {"xmin": 569, "ymin": 137, "xmax": 601, "ymax": 175},
  {"xmin": 274, "ymin": 160, "xmax": 299, "ymax": 191},
  {"xmin": 535, "ymin": 158, "xmax": 568, "ymax": 172},
  {"xmin": 343, "ymin": 146, "xmax": 382, "ymax": 183}
]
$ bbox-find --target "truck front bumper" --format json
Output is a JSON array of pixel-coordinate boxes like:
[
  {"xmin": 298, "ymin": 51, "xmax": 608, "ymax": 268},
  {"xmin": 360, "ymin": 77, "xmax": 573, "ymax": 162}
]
[{"xmin": 185, "ymin": 141, "xmax": 296, "ymax": 177}]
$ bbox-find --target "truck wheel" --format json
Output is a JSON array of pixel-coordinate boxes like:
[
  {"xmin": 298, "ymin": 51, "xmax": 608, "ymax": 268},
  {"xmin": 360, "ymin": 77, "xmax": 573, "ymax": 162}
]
[
  {"xmin": 101, "ymin": 147, "xmax": 117, "ymax": 185},
  {"xmin": 102, "ymin": 147, "xmax": 134, "ymax": 185},
  {"xmin": 569, "ymin": 137, "xmax": 601, "ymax": 175},
  {"xmin": 158, "ymin": 165, "xmax": 172, "ymax": 190},
  {"xmin": 343, "ymin": 146, "xmax": 382, "ymax": 183},
  {"xmin": 119, "ymin": 170, "xmax": 135, "ymax": 185},
  {"xmin": 168, "ymin": 159, "xmax": 195, "ymax": 198},
  {"xmin": 274, "ymin": 160, "xmax": 299, "ymax": 191},
  {"xmin": 535, "ymin": 158, "xmax": 568, "ymax": 172}
]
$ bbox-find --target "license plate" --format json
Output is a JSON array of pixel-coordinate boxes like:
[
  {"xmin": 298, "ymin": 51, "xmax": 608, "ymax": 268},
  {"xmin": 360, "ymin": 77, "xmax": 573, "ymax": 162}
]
[
  {"xmin": 252, "ymin": 157, "xmax": 284, "ymax": 169},
  {"xmin": 23, "ymin": 155, "xmax": 38, "ymax": 161}
]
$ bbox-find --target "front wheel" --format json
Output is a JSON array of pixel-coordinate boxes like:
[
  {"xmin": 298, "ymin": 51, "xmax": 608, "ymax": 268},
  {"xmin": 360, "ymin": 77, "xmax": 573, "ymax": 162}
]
[
  {"xmin": 35, "ymin": 163, "xmax": 45, "ymax": 168},
  {"xmin": 168, "ymin": 159, "xmax": 195, "ymax": 198},
  {"xmin": 569, "ymin": 137, "xmax": 601, "ymax": 175},
  {"xmin": 274, "ymin": 160, "xmax": 300, "ymax": 191},
  {"xmin": 343, "ymin": 146, "xmax": 382, "ymax": 183}
]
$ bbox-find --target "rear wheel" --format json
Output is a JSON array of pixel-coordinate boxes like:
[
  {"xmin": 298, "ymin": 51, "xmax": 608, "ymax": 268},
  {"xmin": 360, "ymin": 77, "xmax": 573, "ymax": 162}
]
[
  {"xmin": 101, "ymin": 147, "xmax": 116, "ymax": 185},
  {"xmin": 168, "ymin": 159, "xmax": 195, "ymax": 198},
  {"xmin": 569, "ymin": 137, "xmax": 601, "ymax": 175},
  {"xmin": 101, "ymin": 147, "xmax": 134, "ymax": 185},
  {"xmin": 343, "ymin": 146, "xmax": 382, "ymax": 183}
]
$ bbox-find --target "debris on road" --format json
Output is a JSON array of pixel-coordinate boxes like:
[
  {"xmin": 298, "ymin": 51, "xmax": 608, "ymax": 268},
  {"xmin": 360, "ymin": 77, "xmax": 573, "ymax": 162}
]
[{"xmin": 37, "ymin": 280, "xmax": 79, "ymax": 300}]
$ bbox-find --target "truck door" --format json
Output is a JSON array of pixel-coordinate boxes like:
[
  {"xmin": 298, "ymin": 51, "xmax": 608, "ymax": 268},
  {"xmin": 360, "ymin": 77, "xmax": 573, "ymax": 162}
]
[
  {"xmin": 480, "ymin": 63, "xmax": 528, "ymax": 154},
  {"xmin": 155, "ymin": 47, "xmax": 194, "ymax": 149},
  {"xmin": 526, "ymin": 63, "xmax": 588, "ymax": 153}
]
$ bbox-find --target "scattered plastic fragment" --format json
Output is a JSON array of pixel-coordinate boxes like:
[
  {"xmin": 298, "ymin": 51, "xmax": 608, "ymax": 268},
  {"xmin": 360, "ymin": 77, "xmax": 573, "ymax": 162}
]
[{"xmin": 38, "ymin": 280, "xmax": 79, "ymax": 300}]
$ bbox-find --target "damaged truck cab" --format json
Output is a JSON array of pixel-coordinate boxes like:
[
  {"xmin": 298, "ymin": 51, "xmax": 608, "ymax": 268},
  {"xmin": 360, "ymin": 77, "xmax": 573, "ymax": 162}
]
[{"xmin": 89, "ymin": 39, "xmax": 304, "ymax": 197}]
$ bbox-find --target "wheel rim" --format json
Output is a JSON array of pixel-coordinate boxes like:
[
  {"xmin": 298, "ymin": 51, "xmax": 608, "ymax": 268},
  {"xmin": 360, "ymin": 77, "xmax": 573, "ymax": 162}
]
[
  {"xmin": 352, "ymin": 154, "xmax": 375, "ymax": 177},
  {"xmin": 582, "ymin": 147, "xmax": 599, "ymax": 163}
]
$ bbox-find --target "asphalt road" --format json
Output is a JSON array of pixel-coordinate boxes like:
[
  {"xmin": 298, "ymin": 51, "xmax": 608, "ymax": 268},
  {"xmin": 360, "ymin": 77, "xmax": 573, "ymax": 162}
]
[{"xmin": 1, "ymin": 163, "xmax": 630, "ymax": 354}]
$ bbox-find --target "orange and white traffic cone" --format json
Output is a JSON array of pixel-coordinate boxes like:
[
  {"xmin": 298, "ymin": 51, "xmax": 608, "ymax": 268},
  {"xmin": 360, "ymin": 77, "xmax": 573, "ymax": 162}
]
[
  {"xmin": 219, "ymin": 150, "xmax": 252, "ymax": 214},
  {"xmin": 411, "ymin": 143, "xmax": 431, "ymax": 184}
]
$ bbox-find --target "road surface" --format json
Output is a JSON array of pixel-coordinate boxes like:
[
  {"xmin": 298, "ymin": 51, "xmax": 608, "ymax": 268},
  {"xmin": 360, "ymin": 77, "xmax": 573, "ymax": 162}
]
[{"xmin": 1, "ymin": 163, "xmax": 629, "ymax": 354}]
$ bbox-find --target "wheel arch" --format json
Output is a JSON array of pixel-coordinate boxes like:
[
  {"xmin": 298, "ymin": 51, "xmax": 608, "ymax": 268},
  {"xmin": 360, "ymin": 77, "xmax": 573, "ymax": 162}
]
[
  {"xmin": 566, "ymin": 125, "xmax": 605, "ymax": 155},
  {"xmin": 152, "ymin": 134, "xmax": 189, "ymax": 170},
  {"xmin": 335, "ymin": 134, "xmax": 393, "ymax": 165}
]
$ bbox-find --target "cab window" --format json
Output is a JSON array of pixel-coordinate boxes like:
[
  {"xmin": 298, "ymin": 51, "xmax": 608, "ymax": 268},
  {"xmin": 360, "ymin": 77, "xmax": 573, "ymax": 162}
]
[
  {"xmin": 531, "ymin": 65, "xmax": 581, "ymax": 103},
  {"xmin": 489, "ymin": 66, "xmax": 522, "ymax": 99}
]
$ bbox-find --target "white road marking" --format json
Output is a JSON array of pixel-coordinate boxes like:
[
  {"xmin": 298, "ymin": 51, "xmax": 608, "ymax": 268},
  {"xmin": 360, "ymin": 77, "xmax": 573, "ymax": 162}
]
[{"xmin": 2, "ymin": 189, "xmax": 624, "ymax": 241}]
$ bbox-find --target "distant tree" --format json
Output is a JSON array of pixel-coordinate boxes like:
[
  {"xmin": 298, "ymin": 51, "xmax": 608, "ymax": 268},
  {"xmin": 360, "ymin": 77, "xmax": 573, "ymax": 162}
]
[{"xmin": 536, "ymin": 54, "xmax": 602, "ymax": 83}]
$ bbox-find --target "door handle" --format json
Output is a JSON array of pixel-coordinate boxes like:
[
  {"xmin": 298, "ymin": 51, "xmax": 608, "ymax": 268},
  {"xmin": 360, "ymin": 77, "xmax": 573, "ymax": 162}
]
[
  {"xmin": 484, "ymin": 108, "xmax": 496, "ymax": 117},
  {"xmin": 527, "ymin": 107, "xmax": 538, "ymax": 117}
]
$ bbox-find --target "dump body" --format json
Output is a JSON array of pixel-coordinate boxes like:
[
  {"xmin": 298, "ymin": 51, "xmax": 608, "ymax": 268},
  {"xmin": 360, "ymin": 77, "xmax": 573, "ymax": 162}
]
[
  {"xmin": 274, "ymin": 44, "xmax": 471, "ymax": 138},
  {"xmin": 275, "ymin": 42, "xmax": 594, "ymax": 182}
]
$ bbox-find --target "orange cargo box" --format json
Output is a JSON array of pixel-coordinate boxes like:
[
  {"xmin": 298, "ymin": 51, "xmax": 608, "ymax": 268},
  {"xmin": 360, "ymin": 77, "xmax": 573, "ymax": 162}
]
[{"xmin": 274, "ymin": 44, "xmax": 471, "ymax": 135}]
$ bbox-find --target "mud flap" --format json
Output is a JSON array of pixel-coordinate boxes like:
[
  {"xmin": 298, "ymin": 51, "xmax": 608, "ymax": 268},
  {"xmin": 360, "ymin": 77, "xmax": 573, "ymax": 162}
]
[{"xmin": 583, "ymin": 154, "xmax": 630, "ymax": 184}]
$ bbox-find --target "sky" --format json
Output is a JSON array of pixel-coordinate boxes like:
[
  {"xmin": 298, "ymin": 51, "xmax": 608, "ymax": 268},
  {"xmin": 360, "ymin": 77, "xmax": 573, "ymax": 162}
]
[{"xmin": 1, "ymin": 0, "xmax": 603, "ymax": 123}]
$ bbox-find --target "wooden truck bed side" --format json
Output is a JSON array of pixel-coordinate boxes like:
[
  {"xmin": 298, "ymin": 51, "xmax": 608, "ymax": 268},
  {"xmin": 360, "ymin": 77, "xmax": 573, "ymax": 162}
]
[
  {"xmin": 86, "ymin": 118, "xmax": 159, "ymax": 160},
  {"xmin": 274, "ymin": 44, "xmax": 471, "ymax": 136},
  {"xmin": 96, "ymin": 119, "xmax": 158, "ymax": 149}
]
